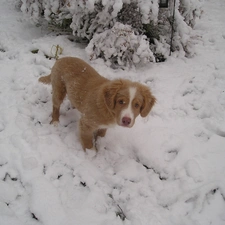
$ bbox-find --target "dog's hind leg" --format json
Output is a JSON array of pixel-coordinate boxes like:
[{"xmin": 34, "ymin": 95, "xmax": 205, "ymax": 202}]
[
  {"xmin": 50, "ymin": 84, "xmax": 66, "ymax": 125},
  {"xmin": 79, "ymin": 118, "xmax": 95, "ymax": 150}
]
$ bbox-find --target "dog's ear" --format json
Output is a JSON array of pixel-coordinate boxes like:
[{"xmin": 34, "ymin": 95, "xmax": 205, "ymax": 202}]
[
  {"xmin": 140, "ymin": 86, "xmax": 156, "ymax": 117},
  {"xmin": 103, "ymin": 80, "xmax": 123, "ymax": 110}
]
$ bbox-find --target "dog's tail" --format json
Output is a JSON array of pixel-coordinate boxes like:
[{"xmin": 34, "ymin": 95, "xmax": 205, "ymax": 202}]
[{"xmin": 38, "ymin": 74, "xmax": 51, "ymax": 84}]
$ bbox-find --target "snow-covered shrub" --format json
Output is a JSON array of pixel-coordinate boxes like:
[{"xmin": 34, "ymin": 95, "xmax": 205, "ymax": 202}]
[
  {"xmin": 150, "ymin": 37, "xmax": 170, "ymax": 62},
  {"xmin": 157, "ymin": 0, "xmax": 203, "ymax": 58},
  {"xmin": 117, "ymin": 2, "xmax": 143, "ymax": 34},
  {"xmin": 20, "ymin": 0, "xmax": 43, "ymax": 22},
  {"xmin": 86, "ymin": 22, "xmax": 155, "ymax": 68},
  {"xmin": 69, "ymin": 1, "xmax": 114, "ymax": 40},
  {"xmin": 20, "ymin": 0, "xmax": 72, "ymax": 33},
  {"xmin": 68, "ymin": 0, "xmax": 159, "ymax": 40},
  {"xmin": 179, "ymin": 0, "xmax": 203, "ymax": 27},
  {"xmin": 20, "ymin": 0, "xmax": 203, "ymax": 67}
]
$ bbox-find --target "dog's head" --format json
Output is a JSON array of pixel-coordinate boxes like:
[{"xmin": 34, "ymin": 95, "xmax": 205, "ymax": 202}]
[{"xmin": 103, "ymin": 79, "xmax": 156, "ymax": 127}]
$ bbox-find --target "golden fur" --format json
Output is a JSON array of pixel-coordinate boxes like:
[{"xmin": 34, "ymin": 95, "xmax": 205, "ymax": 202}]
[{"xmin": 39, "ymin": 57, "xmax": 156, "ymax": 150}]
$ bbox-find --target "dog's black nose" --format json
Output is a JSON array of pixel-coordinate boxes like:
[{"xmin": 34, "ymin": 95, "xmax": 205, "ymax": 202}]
[{"xmin": 122, "ymin": 117, "xmax": 131, "ymax": 126}]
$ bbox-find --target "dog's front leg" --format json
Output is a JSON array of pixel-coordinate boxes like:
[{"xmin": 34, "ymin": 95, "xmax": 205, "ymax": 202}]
[
  {"xmin": 93, "ymin": 128, "xmax": 107, "ymax": 151},
  {"xmin": 96, "ymin": 129, "xmax": 107, "ymax": 138},
  {"xmin": 79, "ymin": 118, "xmax": 95, "ymax": 150}
]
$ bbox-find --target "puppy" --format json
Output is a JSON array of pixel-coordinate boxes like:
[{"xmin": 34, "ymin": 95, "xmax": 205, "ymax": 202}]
[{"xmin": 39, "ymin": 57, "xmax": 156, "ymax": 150}]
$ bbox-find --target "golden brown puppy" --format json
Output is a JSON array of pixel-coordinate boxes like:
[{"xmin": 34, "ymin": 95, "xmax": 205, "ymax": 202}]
[{"xmin": 39, "ymin": 57, "xmax": 156, "ymax": 150}]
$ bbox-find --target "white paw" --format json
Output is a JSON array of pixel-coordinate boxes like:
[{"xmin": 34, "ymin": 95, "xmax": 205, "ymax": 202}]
[
  {"xmin": 85, "ymin": 148, "xmax": 97, "ymax": 158},
  {"xmin": 51, "ymin": 121, "xmax": 59, "ymax": 127}
]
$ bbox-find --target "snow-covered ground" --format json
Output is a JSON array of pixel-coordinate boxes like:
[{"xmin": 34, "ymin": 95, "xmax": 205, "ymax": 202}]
[{"xmin": 0, "ymin": 0, "xmax": 225, "ymax": 224}]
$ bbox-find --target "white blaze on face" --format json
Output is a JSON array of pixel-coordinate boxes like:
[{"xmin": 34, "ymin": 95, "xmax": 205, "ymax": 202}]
[{"xmin": 120, "ymin": 87, "xmax": 137, "ymax": 127}]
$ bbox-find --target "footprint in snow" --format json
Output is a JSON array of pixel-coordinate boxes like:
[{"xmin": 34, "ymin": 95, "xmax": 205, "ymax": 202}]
[
  {"xmin": 218, "ymin": 91, "xmax": 225, "ymax": 107},
  {"xmin": 10, "ymin": 135, "xmax": 39, "ymax": 170},
  {"xmin": 0, "ymin": 120, "xmax": 5, "ymax": 132},
  {"xmin": 164, "ymin": 149, "xmax": 179, "ymax": 162},
  {"xmin": 185, "ymin": 159, "xmax": 204, "ymax": 182},
  {"xmin": 162, "ymin": 135, "xmax": 182, "ymax": 162},
  {"xmin": 204, "ymin": 119, "xmax": 225, "ymax": 138},
  {"xmin": 208, "ymin": 37, "xmax": 216, "ymax": 44},
  {"xmin": 30, "ymin": 177, "xmax": 66, "ymax": 225},
  {"xmin": 194, "ymin": 130, "xmax": 211, "ymax": 142}
]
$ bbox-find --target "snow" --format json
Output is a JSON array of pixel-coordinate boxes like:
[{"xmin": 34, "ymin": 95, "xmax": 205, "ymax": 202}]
[{"xmin": 0, "ymin": 0, "xmax": 225, "ymax": 225}]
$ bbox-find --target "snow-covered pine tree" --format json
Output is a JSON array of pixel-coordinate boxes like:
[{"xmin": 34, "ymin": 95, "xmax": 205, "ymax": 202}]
[{"xmin": 20, "ymin": 0, "xmax": 203, "ymax": 68}]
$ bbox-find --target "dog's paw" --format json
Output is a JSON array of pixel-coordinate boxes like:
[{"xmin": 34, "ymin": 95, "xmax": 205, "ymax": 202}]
[
  {"xmin": 50, "ymin": 121, "xmax": 59, "ymax": 127},
  {"xmin": 85, "ymin": 148, "xmax": 97, "ymax": 158}
]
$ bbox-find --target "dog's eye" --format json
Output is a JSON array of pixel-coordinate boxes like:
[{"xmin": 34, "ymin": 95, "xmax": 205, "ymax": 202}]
[
  {"xmin": 118, "ymin": 100, "xmax": 124, "ymax": 105},
  {"xmin": 135, "ymin": 103, "xmax": 140, "ymax": 108}
]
